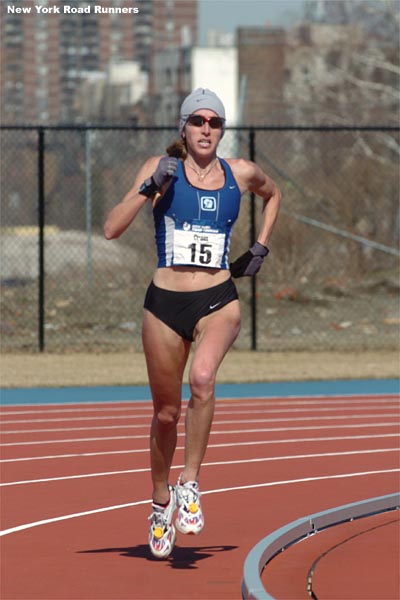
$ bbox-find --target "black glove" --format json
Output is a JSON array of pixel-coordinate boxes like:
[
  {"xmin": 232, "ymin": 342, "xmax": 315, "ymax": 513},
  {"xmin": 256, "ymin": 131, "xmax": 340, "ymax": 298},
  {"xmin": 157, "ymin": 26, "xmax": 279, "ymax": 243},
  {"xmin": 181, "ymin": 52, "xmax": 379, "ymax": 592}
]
[{"xmin": 230, "ymin": 242, "xmax": 269, "ymax": 278}]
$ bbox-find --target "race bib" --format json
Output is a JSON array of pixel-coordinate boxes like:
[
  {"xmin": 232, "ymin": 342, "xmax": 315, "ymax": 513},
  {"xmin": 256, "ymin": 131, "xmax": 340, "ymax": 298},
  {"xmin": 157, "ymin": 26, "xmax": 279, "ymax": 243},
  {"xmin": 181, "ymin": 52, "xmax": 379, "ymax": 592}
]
[{"xmin": 173, "ymin": 224, "xmax": 226, "ymax": 268}]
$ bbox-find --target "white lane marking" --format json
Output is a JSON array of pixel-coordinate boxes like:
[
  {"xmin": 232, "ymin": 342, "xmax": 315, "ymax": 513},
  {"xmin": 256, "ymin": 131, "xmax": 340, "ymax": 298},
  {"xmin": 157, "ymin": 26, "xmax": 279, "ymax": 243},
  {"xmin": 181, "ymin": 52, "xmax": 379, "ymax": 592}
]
[
  {"xmin": 2, "ymin": 413, "xmax": 398, "ymax": 434},
  {"xmin": 1, "ymin": 448, "xmax": 398, "ymax": 487},
  {"xmin": 1, "ymin": 407, "xmax": 148, "ymax": 416},
  {"xmin": 201, "ymin": 469, "xmax": 400, "ymax": 497},
  {"xmin": 1, "ymin": 414, "xmax": 154, "ymax": 424},
  {"xmin": 1, "ymin": 468, "xmax": 398, "ymax": 537},
  {"xmin": 1, "ymin": 422, "xmax": 398, "ymax": 447},
  {"xmin": 2, "ymin": 404, "xmax": 399, "ymax": 424},
  {"xmin": 0, "ymin": 395, "xmax": 398, "ymax": 417},
  {"xmin": 1, "ymin": 433, "xmax": 398, "ymax": 464},
  {"xmin": 0, "ymin": 499, "xmax": 150, "ymax": 537}
]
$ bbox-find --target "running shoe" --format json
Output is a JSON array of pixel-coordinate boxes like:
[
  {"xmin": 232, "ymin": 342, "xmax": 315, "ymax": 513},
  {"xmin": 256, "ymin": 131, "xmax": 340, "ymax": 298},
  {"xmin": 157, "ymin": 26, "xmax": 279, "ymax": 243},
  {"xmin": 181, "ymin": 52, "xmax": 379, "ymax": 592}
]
[
  {"xmin": 175, "ymin": 477, "xmax": 204, "ymax": 535},
  {"xmin": 148, "ymin": 485, "xmax": 176, "ymax": 559}
]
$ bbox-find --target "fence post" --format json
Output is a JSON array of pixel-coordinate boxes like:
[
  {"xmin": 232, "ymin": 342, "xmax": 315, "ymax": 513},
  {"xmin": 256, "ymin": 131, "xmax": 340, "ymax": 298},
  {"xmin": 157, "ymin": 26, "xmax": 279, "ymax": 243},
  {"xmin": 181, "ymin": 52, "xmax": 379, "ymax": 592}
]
[
  {"xmin": 249, "ymin": 128, "xmax": 257, "ymax": 350},
  {"xmin": 38, "ymin": 127, "xmax": 45, "ymax": 352},
  {"xmin": 85, "ymin": 128, "xmax": 94, "ymax": 287}
]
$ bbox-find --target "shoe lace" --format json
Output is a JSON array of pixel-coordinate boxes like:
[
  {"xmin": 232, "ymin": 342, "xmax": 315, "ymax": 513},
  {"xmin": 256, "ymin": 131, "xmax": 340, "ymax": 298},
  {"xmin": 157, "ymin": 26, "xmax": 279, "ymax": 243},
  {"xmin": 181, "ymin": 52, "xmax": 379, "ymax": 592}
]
[
  {"xmin": 148, "ymin": 510, "xmax": 167, "ymax": 530},
  {"xmin": 177, "ymin": 482, "xmax": 201, "ymax": 509}
]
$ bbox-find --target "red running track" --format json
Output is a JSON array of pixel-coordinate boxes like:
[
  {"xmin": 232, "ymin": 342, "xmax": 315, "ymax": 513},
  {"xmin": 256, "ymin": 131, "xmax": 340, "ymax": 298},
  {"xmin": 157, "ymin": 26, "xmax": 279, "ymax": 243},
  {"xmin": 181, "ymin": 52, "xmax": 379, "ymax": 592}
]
[{"xmin": 0, "ymin": 394, "xmax": 399, "ymax": 599}]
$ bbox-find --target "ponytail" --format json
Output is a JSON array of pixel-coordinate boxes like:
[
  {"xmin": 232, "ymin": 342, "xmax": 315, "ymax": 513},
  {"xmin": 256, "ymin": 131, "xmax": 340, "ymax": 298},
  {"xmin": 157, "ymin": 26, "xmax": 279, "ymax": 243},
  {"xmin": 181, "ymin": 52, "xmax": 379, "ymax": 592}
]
[{"xmin": 166, "ymin": 139, "xmax": 187, "ymax": 160}]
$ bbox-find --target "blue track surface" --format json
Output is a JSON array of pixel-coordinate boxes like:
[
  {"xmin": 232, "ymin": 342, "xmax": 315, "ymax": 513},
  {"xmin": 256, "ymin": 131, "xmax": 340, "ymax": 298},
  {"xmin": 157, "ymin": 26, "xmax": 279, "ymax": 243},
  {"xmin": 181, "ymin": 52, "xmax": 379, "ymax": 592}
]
[{"xmin": 0, "ymin": 379, "xmax": 398, "ymax": 406}]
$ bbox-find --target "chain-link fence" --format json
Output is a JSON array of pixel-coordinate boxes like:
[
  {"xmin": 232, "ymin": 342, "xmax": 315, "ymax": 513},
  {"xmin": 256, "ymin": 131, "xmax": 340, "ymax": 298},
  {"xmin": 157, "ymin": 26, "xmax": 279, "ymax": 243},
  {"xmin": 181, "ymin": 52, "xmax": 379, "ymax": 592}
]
[{"xmin": 1, "ymin": 125, "xmax": 399, "ymax": 353}]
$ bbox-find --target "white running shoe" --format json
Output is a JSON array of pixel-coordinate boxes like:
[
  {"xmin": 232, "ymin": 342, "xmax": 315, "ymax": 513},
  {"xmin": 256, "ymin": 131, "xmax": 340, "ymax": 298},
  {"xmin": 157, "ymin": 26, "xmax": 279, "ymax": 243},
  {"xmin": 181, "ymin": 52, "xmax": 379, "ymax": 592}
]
[
  {"xmin": 175, "ymin": 478, "xmax": 204, "ymax": 535},
  {"xmin": 148, "ymin": 485, "xmax": 176, "ymax": 559}
]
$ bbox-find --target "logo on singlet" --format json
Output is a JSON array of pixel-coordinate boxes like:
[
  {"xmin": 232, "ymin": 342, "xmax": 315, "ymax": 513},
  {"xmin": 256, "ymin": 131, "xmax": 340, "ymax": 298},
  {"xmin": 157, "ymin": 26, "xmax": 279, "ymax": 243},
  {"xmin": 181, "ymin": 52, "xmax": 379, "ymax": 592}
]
[{"xmin": 200, "ymin": 196, "xmax": 216, "ymax": 211}]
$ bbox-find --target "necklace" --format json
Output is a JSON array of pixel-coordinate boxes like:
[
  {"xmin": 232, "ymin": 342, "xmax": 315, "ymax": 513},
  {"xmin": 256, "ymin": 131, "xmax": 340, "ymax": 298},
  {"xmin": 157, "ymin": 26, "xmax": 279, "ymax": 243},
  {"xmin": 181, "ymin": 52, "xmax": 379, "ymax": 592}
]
[{"xmin": 186, "ymin": 158, "xmax": 218, "ymax": 181}]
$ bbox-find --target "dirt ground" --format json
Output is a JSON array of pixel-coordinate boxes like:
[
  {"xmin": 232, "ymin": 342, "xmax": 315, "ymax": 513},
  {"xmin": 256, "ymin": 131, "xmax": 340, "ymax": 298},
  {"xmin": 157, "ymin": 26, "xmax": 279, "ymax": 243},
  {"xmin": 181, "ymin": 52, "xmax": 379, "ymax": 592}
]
[{"xmin": 0, "ymin": 350, "xmax": 398, "ymax": 389}]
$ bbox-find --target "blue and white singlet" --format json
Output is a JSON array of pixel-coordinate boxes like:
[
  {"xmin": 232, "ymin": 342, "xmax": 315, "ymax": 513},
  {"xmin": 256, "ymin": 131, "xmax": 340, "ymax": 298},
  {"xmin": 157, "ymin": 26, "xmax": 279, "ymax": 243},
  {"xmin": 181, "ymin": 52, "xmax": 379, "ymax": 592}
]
[{"xmin": 153, "ymin": 158, "xmax": 241, "ymax": 269}]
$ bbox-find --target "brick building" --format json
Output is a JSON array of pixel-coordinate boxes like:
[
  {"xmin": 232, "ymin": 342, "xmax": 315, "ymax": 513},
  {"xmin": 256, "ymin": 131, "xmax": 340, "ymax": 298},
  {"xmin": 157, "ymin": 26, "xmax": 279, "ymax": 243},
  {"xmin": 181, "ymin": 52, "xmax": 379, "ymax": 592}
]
[{"xmin": 1, "ymin": 0, "xmax": 197, "ymax": 124}]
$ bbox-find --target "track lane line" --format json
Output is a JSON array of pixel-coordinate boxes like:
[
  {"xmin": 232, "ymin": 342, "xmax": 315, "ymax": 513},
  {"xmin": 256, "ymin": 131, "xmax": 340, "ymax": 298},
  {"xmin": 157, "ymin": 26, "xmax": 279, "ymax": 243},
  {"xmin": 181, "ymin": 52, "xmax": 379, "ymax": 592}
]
[
  {"xmin": 1, "ymin": 393, "xmax": 398, "ymax": 413},
  {"xmin": 1, "ymin": 422, "xmax": 398, "ymax": 446},
  {"xmin": 2, "ymin": 433, "xmax": 398, "ymax": 463},
  {"xmin": 2, "ymin": 448, "xmax": 398, "ymax": 487},
  {"xmin": 2, "ymin": 413, "xmax": 398, "ymax": 434},
  {"xmin": 3, "ymin": 404, "xmax": 399, "ymax": 424},
  {"xmin": 1, "ymin": 469, "xmax": 398, "ymax": 537}
]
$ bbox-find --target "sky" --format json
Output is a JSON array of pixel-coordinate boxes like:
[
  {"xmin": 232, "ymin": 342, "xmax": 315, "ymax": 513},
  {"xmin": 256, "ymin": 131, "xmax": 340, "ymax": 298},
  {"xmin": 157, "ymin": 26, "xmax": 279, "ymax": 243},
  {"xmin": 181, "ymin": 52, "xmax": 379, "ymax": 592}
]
[{"xmin": 198, "ymin": 0, "xmax": 306, "ymax": 44}]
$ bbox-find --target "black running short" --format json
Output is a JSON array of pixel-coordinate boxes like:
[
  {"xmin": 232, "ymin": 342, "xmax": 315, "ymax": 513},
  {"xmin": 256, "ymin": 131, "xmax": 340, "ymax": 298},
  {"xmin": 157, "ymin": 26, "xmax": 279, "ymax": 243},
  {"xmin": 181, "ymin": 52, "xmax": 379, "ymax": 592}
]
[{"xmin": 143, "ymin": 277, "xmax": 239, "ymax": 341}]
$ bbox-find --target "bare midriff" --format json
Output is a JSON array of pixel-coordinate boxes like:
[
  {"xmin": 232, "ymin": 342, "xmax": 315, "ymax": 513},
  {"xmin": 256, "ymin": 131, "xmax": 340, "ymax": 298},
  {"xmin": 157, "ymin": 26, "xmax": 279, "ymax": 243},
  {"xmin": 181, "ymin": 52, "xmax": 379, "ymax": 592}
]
[{"xmin": 152, "ymin": 266, "xmax": 231, "ymax": 292}]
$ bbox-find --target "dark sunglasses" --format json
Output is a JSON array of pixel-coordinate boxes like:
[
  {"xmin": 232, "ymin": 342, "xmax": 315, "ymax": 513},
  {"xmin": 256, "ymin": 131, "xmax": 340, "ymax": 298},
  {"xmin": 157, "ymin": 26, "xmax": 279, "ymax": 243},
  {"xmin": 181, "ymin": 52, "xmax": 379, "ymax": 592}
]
[{"xmin": 187, "ymin": 114, "xmax": 225, "ymax": 129}]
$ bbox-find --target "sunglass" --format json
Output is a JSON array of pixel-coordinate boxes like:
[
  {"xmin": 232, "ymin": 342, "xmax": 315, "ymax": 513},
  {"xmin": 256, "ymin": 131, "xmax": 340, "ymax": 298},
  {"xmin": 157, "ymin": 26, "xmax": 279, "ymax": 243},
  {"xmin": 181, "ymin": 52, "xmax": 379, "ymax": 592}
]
[{"xmin": 186, "ymin": 114, "xmax": 225, "ymax": 129}]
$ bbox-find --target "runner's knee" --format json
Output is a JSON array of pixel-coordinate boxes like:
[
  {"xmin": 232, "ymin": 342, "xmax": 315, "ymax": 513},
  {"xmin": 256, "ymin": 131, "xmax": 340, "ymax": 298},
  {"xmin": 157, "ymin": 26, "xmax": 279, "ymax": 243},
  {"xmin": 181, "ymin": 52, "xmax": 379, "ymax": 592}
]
[
  {"xmin": 154, "ymin": 405, "xmax": 181, "ymax": 430},
  {"xmin": 189, "ymin": 366, "xmax": 215, "ymax": 401}
]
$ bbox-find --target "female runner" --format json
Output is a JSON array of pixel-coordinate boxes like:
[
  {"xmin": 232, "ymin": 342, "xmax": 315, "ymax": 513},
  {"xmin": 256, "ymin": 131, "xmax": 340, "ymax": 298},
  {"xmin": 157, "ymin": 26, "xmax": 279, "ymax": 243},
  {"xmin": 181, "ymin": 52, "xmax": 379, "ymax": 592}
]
[{"xmin": 104, "ymin": 88, "xmax": 281, "ymax": 558}]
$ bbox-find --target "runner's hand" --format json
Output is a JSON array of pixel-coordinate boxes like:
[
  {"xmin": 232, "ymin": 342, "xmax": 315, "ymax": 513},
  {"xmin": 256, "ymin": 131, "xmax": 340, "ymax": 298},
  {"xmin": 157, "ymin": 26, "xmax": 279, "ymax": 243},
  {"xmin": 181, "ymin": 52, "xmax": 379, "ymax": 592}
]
[
  {"xmin": 230, "ymin": 242, "xmax": 269, "ymax": 277},
  {"xmin": 152, "ymin": 156, "xmax": 178, "ymax": 189}
]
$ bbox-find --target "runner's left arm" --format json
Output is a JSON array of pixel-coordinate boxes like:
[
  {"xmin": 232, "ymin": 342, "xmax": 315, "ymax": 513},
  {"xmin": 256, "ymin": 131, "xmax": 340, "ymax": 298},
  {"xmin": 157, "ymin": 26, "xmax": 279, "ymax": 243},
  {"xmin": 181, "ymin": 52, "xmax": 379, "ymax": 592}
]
[{"xmin": 230, "ymin": 160, "xmax": 281, "ymax": 278}]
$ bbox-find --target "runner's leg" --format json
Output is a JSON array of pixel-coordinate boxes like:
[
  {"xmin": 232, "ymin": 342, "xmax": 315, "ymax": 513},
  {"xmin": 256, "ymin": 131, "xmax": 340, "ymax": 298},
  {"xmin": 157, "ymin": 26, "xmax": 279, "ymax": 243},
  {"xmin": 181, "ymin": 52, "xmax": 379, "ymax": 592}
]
[
  {"xmin": 142, "ymin": 309, "xmax": 191, "ymax": 504},
  {"xmin": 182, "ymin": 299, "xmax": 241, "ymax": 483}
]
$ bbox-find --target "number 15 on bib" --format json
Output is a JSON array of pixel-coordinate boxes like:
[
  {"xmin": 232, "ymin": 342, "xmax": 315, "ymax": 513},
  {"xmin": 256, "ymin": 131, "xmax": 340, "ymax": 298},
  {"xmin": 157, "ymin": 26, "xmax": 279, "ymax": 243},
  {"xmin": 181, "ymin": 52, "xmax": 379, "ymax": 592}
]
[{"xmin": 173, "ymin": 229, "xmax": 226, "ymax": 268}]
